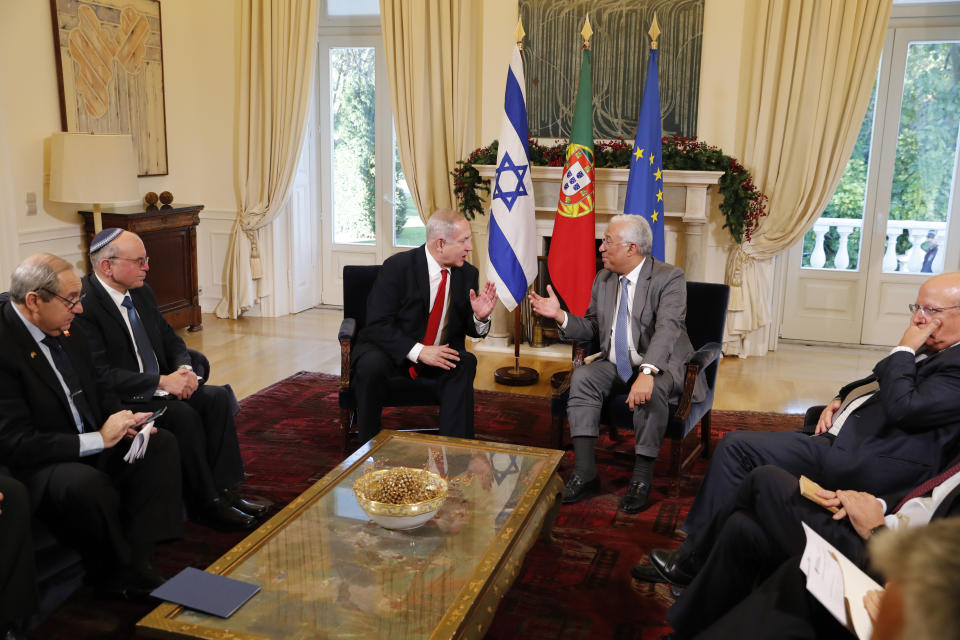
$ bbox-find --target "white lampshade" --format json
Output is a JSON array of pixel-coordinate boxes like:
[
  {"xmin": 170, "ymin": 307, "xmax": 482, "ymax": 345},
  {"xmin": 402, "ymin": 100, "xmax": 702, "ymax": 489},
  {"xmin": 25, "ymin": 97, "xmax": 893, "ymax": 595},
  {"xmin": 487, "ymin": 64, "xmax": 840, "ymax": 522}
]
[{"xmin": 49, "ymin": 132, "xmax": 140, "ymax": 206}]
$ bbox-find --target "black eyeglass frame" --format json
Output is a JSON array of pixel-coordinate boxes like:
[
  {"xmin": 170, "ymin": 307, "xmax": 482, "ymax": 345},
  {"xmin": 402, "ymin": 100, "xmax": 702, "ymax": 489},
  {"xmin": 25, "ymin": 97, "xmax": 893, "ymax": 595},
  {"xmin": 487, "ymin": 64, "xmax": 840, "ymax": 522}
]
[{"xmin": 36, "ymin": 287, "xmax": 86, "ymax": 311}]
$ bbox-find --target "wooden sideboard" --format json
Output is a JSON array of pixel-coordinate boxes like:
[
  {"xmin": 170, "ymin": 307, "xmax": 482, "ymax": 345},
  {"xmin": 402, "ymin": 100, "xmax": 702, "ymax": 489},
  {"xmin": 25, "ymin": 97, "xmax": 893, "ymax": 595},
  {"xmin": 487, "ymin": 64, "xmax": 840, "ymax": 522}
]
[{"xmin": 80, "ymin": 203, "xmax": 204, "ymax": 331}]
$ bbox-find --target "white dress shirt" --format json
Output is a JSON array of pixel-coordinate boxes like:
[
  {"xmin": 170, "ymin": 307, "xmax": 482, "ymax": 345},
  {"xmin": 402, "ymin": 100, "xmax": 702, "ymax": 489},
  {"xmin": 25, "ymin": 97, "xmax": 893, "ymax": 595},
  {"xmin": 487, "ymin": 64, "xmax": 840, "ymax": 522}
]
[
  {"xmin": 95, "ymin": 273, "xmax": 149, "ymax": 373},
  {"xmin": 406, "ymin": 250, "xmax": 491, "ymax": 363}
]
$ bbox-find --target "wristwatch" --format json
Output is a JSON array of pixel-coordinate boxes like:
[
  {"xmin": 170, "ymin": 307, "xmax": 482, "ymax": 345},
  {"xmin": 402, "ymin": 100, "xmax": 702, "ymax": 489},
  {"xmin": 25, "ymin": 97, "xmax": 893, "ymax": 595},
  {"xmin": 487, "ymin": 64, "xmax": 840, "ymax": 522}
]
[
  {"xmin": 641, "ymin": 366, "xmax": 654, "ymax": 376},
  {"xmin": 869, "ymin": 524, "xmax": 888, "ymax": 538}
]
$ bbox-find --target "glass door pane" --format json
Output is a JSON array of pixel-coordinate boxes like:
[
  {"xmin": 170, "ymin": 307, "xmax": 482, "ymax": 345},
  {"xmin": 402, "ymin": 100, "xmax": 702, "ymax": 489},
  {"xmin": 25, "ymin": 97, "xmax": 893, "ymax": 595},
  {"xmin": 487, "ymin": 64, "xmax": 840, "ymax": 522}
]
[
  {"xmin": 393, "ymin": 128, "xmax": 422, "ymax": 247},
  {"xmin": 881, "ymin": 40, "xmax": 960, "ymax": 274},
  {"xmin": 331, "ymin": 46, "xmax": 376, "ymax": 245},
  {"xmin": 801, "ymin": 83, "xmax": 878, "ymax": 271}
]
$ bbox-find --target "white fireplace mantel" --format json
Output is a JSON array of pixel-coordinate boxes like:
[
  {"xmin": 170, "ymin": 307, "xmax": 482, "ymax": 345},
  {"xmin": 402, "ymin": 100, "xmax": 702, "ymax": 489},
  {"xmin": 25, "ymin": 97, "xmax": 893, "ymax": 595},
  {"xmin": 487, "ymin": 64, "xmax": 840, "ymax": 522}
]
[
  {"xmin": 469, "ymin": 165, "xmax": 723, "ymax": 356},
  {"xmin": 473, "ymin": 164, "xmax": 722, "ymax": 280}
]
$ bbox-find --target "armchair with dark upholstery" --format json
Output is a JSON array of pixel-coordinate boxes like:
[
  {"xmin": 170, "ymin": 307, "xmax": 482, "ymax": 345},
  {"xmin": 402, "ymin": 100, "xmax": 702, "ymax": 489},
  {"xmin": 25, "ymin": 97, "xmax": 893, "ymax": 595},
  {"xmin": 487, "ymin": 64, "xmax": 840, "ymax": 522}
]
[
  {"xmin": 337, "ymin": 265, "xmax": 441, "ymax": 454},
  {"xmin": 550, "ymin": 281, "xmax": 730, "ymax": 493}
]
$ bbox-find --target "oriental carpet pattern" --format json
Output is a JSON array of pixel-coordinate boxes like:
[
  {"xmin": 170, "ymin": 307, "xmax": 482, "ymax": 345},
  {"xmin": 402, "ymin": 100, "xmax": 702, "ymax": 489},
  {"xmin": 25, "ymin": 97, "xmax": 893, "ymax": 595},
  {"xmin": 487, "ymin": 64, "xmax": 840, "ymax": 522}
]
[{"xmin": 31, "ymin": 372, "xmax": 800, "ymax": 640}]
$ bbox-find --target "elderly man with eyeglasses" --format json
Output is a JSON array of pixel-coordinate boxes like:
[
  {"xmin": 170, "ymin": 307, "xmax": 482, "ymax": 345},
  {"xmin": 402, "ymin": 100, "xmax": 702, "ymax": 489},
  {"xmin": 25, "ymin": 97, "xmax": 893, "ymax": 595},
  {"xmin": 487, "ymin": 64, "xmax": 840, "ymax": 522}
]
[
  {"xmin": 72, "ymin": 229, "xmax": 267, "ymax": 532},
  {"xmin": 633, "ymin": 272, "xmax": 960, "ymax": 592}
]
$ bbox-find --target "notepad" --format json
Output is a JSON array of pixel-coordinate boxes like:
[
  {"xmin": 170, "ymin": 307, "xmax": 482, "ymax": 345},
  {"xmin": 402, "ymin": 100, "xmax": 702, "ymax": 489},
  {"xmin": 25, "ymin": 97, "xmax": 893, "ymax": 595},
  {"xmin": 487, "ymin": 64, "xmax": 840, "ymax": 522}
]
[{"xmin": 151, "ymin": 567, "xmax": 260, "ymax": 618}]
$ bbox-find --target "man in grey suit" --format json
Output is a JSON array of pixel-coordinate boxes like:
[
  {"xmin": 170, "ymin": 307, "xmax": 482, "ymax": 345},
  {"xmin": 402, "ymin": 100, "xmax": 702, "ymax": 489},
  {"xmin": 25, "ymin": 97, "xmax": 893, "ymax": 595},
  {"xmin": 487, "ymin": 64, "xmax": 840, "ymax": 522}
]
[{"xmin": 530, "ymin": 215, "xmax": 703, "ymax": 513}]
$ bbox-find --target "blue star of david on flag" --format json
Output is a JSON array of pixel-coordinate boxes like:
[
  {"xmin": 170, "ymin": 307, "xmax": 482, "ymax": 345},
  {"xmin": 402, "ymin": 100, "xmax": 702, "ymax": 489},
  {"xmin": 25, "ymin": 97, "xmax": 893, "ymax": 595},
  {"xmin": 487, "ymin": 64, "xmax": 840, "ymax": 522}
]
[{"xmin": 493, "ymin": 152, "xmax": 529, "ymax": 212}]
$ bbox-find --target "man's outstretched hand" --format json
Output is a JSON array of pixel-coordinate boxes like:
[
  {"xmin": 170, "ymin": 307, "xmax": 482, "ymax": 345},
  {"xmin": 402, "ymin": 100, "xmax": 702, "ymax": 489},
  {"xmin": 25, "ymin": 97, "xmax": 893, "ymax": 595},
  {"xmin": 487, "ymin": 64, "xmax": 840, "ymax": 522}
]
[
  {"xmin": 470, "ymin": 281, "xmax": 498, "ymax": 322},
  {"xmin": 528, "ymin": 285, "xmax": 564, "ymax": 323}
]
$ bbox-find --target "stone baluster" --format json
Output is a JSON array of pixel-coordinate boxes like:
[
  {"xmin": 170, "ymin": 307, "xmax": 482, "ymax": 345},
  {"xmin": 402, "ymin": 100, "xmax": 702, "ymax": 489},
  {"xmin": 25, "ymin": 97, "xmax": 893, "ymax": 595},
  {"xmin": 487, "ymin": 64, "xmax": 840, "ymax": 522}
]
[
  {"xmin": 809, "ymin": 225, "xmax": 827, "ymax": 269},
  {"xmin": 882, "ymin": 229, "xmax": 900, "ymax": 272},
  {"xmin": 906, "ymin": 230, "xmax": 927, "ymax": 273},
  {"xmin": 835, "ymin": 224, "xmax": 853, "ymax": 270}
]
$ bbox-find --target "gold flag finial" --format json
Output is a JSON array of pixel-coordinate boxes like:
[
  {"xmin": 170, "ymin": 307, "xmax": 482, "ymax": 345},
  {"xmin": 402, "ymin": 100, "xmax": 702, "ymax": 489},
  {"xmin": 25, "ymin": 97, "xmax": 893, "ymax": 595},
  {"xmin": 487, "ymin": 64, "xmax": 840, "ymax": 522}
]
[
  {"xmin": 649, "ymin": 13, "xmax": 661, "ymax": 50},
  {"xmin": 581, "ymin": 15, "xmax": 593, "ymax": 50},
  {"xmin": 515, "ymin": 17, "xmax": 525, "ymax": 50}
]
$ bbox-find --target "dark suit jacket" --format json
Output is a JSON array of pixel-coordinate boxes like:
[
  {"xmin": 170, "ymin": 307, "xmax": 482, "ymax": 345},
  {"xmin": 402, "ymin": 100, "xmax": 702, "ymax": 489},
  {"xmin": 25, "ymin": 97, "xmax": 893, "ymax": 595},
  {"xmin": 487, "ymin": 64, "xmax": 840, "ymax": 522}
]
[
  {"xmin": 74, "ymin": 274, "xmax": 191, "ymax": 403},
  {"xmin": 824, "ymin": 345, "xmax": 960, "ymax": 495},
  {"xmin": 352, "ymin": 246, "xmax": 487, "ymax": 367},
  {"xmin": 0, "ymin": 299, "xmax": 116, "ymax": 481},
  {"xmin": 560, "ymin": 258, "xmax": 704, "ymax": 400}
]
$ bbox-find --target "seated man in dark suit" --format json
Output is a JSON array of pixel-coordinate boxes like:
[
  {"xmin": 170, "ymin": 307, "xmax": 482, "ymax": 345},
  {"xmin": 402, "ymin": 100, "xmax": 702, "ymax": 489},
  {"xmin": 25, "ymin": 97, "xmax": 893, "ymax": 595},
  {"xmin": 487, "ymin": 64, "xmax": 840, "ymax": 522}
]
[
  {"xmin": 635, "ymin": 459, "xmax": 960, "ymax": 638},
  {"xmin": 635, "ymin": 272, "xmax": 960, "ymax": 587},
  {"xmin": 529, "ymin": 215, "xmax": 704, "ymax": 512},
  {"xmin": 351, "ymin": 208, "xmax": 497, "ymax": 443},
  {"xmin": 73, "ymin": 229, "xmax": 265, "ymax": 531},
  {"xmin": 0, "ymin": 253, "xmax": 183, "ymax": 600},
  {"xmin": 0, "ymin": 474, "xmax": 35, "ymax": 640}
]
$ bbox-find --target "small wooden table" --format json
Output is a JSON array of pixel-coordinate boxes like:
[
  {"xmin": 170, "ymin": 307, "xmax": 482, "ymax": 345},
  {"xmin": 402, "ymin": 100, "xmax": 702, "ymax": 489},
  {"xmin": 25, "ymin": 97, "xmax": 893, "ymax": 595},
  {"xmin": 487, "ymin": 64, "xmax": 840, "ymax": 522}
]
[
  {"xmin": 137, "ymin": 431, "xmax": 564, "ymax": 640},
  {"xmin": 80, "ymin": 203, "xmax": 203, "ymax": 331}
]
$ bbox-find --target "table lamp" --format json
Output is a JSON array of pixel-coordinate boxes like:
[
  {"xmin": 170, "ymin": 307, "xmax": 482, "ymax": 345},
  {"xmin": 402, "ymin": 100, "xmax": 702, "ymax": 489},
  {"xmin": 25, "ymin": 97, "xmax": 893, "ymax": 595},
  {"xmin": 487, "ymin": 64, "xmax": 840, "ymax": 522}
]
[{"xmin": 49, "ymin": 132, "xmax": 140, "ymax": 232}]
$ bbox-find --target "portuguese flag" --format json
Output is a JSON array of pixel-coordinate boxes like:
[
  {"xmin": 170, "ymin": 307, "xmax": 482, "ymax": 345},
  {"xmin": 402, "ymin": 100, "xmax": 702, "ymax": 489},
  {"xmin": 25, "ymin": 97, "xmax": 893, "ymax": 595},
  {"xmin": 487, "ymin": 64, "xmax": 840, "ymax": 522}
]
[{"xmin": 547, "ymin": 47, "xmax": 595, "ymax": 317}]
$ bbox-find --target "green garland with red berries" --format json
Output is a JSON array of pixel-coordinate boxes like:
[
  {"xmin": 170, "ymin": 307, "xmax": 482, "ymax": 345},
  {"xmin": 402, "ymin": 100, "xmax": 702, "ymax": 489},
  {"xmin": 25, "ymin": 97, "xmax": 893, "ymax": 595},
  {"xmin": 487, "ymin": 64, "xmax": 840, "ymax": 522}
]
[{"xmin": 451, "ymin": 135, "xmax": 768, "ymax": 245}]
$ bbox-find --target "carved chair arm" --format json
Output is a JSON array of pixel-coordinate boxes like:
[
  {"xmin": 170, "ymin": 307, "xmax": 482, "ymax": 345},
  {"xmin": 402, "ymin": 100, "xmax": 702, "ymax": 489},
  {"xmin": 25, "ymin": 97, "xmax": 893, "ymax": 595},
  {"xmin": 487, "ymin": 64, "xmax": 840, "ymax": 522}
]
[
  {"xmin": 671, "ymin": 342, "xmax": 722, "ymax": 422},
  {"xmin": 339, "ymin": 318, "xmax": 357, "ymax": 391}
]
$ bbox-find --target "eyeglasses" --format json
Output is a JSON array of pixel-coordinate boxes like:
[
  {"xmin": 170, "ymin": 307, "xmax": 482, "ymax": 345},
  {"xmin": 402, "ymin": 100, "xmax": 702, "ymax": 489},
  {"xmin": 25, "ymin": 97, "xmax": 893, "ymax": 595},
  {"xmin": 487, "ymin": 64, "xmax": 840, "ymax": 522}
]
[
  {"xmin": 601, "ymin": 238, "xmax": 633, "ymax": 248},
  {"xmin": 37, "ymin": 287, "xmax": 86, "ymax": 311},
  {"xmin": 908, "ymin": 303, "xmax": 960, "ymax": 317},
  {"xmin": 110, "ymin": 256, "xmax": 150, "ymax": 268}
]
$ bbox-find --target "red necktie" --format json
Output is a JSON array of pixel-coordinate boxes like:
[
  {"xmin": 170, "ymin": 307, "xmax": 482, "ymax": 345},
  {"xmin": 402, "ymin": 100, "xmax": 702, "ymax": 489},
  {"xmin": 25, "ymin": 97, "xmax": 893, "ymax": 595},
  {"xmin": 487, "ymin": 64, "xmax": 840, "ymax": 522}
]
[
  {"xmin": 410, "ymin": 268, "xmax": 448, "ymax": 379},
  {"xmin": 894, "ymin": 459, "xmax": 960, "ymax": 512}
]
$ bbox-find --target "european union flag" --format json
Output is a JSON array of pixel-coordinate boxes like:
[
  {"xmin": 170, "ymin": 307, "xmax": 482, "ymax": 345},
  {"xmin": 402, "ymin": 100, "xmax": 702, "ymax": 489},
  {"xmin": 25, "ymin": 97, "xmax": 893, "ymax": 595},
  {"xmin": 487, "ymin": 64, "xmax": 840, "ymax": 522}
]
[{"xmin": 623, "ymin": 48, "xmax": 664, "ymax": 260}]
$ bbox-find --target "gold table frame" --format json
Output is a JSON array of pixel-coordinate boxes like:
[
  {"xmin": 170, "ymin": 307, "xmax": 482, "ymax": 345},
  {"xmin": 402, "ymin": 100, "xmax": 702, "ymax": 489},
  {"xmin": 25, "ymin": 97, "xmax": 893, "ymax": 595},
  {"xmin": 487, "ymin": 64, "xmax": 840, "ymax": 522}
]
[{"xmin": 138, "ymin": 430, "xmax": 564, "ymax": 639}]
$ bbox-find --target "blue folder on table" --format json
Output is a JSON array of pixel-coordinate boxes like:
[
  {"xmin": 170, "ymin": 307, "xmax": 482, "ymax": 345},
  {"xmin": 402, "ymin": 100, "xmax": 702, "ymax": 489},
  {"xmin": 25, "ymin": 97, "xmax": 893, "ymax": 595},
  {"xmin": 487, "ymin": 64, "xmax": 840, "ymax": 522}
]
[{"xmin": 151, "ymin": 567, "xmax": 260, "ymax": 618}]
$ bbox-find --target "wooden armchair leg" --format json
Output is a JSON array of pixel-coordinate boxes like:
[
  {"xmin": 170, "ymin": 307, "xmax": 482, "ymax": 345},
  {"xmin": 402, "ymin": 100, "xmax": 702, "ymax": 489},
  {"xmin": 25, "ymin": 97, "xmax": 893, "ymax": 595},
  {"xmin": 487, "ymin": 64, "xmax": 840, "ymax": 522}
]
[
  {"xmin": 668, "ymin": 436, "xmax": 682, "ymax": 497},
  {"xmin": 340, "ymin": 407, "xmax": 355, "ymax": 456},
  {"xmin": 700, "ymin": 411, "xmax": 712, "ymax": 459}
]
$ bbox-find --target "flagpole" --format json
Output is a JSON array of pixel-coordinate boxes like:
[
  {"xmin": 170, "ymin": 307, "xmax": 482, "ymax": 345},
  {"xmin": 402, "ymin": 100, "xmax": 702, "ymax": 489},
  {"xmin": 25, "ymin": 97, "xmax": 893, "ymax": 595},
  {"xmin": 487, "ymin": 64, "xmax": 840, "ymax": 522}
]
[{"xmin": 494, "ymin": 16, "xmax": 539, "ymax": 388}]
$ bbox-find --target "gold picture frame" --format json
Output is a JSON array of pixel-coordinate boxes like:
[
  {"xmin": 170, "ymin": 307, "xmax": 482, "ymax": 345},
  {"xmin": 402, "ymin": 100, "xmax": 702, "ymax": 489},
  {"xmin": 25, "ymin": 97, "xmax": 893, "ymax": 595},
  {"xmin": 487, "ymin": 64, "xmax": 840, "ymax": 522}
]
[{"xmin": 50, "ymin": 0, "xmax": 169, "ymax": 176}]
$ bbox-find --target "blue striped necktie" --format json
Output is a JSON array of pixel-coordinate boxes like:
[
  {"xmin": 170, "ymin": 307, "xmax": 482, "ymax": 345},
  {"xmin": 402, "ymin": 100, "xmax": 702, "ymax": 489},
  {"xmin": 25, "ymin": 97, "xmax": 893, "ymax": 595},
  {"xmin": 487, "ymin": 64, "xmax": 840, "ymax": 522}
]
[
  {"xmin": 615, "ymin": 276, "xmax": 632, "ymax": 382},
  {"xmin": 122, "ymin": 295, "xmax": 159, "ymax": 374},
  {"xmin": 41, "ymin": 335, "xmax": 96, "ymax": 431}
]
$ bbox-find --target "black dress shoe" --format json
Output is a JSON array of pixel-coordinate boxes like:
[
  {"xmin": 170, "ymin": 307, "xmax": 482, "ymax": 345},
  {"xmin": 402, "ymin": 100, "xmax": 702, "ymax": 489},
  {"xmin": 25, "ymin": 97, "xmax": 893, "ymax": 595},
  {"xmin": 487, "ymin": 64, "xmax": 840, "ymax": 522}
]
[
  {"xmin": 2, "ymin": 627, "xmax": 28, "ymax": 640},
  {"xmin": 94, "ymin": 564, "xmax": 164, "ymax": 602},
  {"xmin": 649, "ymin": 548, "xmax": 698, "ymax": 587},
  {"xmin": 199, "ymin": 498, "xmax": 258, "ymax": 531},
  {"xmin": 630, "ymin": 560, "xmax": 670, "ymax": 584},
  {"xmin": 562, "ymin": 473, "xmax": 602, "ymax": 504},
  {"xmin": 619, "ymin": 480, "xmax": 650, "ymax": 513},
  {"xmin": 221, "ymin": 488, "xmax": 268, "ymax": 518}
]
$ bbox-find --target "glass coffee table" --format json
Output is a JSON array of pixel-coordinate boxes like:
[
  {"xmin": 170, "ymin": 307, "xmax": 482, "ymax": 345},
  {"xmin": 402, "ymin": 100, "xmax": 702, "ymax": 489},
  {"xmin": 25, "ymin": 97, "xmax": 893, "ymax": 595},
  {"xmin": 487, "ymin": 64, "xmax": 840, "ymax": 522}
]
[{"xmin": 138, "ymin": 430, "xmax": 564, "ymax": 639}]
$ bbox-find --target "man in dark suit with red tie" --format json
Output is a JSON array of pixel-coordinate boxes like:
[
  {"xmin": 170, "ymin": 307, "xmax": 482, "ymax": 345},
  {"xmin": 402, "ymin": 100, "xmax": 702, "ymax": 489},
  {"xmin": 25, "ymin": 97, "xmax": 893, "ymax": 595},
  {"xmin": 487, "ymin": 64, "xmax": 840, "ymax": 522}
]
[
  {"xmin": 0, "ymin": 253, "xmax": 183, "ymax": 601},
  {"xmin": 74, "ymin": 229, "xmax": 266, "ymax": 531},
  {"xmin": 351, "ymin": 208, "xmax": 497, "ymax": 443}
]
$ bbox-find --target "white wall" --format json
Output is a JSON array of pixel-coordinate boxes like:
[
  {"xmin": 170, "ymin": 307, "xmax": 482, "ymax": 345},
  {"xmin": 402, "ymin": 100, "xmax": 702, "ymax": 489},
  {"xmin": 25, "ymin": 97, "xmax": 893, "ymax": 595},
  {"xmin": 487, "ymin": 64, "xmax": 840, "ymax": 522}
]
[{"xmin": 0, "ymin": 0, "xmax": 239, "ymax": 311}]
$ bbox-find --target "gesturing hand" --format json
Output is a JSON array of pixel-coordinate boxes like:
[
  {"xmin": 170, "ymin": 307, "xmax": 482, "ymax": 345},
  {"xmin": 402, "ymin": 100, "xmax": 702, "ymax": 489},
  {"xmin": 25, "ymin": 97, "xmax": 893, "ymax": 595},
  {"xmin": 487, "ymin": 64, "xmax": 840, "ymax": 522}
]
[
  {"xmin": 815, "ymin": 397, "xmax": 843, "ymax": 435},
  {"xmin": 470, "ymin": 281, "xmax": 498, "ymax": 321},
  {"xmin": 419, "ymin": 344, "xmax": 461, "ymax": 370},
  {"xmin": 528, "ymin": 285, "xmax": 564, "ymax": 323},
  {"xmin": 832, "ymin": 490, "xmax": 886, "ymax": 540}
]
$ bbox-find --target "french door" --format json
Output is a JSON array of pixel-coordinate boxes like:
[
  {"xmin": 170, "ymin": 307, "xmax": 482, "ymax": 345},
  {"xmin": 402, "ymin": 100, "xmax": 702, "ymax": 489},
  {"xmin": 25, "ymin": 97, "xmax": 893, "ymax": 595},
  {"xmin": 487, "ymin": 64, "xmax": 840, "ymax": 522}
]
[{"xmin": 780, "ymin": 25, "xmax": 960, "ymax": 345}]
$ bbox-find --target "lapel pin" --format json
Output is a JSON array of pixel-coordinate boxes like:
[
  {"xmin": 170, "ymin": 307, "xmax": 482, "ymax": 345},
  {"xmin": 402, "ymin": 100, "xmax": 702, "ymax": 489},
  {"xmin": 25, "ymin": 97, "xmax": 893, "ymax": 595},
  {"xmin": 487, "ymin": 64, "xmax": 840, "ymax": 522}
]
[
  {"xmin": 30, "ymin": 351, "xmax": 37, "ymax": 359},
  {"xmin": 62, "ymin": 330, "xmax": 71, "ymax": 337}
]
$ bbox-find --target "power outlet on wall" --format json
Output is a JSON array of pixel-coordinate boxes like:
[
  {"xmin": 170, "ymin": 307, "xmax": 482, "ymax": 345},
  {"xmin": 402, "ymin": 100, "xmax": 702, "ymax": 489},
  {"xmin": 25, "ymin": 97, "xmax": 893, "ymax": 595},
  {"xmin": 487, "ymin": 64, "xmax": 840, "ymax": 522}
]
[{"xmin": 25, "ymin": 192, "xmax": 37, "ymax": 215}]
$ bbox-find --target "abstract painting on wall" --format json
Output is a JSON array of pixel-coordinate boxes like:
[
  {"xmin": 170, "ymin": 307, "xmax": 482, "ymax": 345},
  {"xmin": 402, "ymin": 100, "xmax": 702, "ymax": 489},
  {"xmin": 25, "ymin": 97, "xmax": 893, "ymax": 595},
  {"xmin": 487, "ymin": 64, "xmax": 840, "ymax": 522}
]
[{"xmin": 50, "ymin": 0, "xmax": 168, "ymax": 176}]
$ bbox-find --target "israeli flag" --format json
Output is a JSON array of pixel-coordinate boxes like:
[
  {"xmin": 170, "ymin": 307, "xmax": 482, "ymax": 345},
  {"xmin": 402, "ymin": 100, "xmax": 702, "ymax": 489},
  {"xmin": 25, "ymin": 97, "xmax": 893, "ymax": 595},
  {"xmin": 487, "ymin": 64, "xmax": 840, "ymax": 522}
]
[{"xmin": 487, "ymin": 45, "xmax": 537, "ymax": 311}]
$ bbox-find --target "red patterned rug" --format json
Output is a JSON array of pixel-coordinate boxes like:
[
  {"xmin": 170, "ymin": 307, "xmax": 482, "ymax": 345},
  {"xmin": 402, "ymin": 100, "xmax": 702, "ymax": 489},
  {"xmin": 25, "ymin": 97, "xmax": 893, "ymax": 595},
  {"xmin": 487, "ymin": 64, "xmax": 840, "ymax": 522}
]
[{"xmin": 31, "ymin": 372, "xmax": 799, "ymax": 639}]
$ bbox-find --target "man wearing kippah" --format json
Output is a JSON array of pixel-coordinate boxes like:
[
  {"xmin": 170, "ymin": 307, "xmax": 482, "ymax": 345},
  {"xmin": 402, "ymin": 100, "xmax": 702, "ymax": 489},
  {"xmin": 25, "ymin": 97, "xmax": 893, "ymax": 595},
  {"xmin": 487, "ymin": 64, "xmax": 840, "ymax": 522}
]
[{"xmin": 74, "ymin": 228, "xmax": 266, "ymax": 531}]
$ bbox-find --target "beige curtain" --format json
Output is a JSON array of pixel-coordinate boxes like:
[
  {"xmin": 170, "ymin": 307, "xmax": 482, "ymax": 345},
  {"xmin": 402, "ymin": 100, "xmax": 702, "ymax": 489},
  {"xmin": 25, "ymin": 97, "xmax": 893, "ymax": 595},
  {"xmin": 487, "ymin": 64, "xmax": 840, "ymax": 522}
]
[
  {"xmin": 215, "ymin": 0, "xmax": 319, "ymax": 319},
  {"xmin": 723, "ymin": 0, "xmax": 891, "ymax": 356},
  {"xmin": 380, "ymin": 0, "xmax": 483, "ymax": 222}
]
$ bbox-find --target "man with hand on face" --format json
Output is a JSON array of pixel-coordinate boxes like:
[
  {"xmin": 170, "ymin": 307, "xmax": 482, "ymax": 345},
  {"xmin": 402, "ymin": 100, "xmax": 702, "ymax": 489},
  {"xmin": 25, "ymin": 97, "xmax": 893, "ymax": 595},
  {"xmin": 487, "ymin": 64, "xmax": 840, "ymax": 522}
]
[
  {"xmin": 633, "ymin": 272, "xmax": 960, "ymax": 591},
  {"xmin": 0, "ymin": 254, "xmax": 183, "ymax": 601},
  {"xmin": 74, "ymin": 229, "xmax": 266, "ymax": 532},
  {"xmin": 529, "ymin": 214, "xmax": 704, "ymax": 513},
  {"xmin": 351, "ymin": 208, "xmax": 497, "ymax": 443}
]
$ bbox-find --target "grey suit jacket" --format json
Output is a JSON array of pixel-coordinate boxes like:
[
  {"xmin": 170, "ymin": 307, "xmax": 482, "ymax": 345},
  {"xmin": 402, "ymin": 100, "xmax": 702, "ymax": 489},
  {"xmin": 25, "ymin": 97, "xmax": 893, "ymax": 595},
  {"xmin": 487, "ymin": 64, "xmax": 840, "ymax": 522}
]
[{"xmin": 560, "ymin": 258, "xmax": 703, "ymax": 401}]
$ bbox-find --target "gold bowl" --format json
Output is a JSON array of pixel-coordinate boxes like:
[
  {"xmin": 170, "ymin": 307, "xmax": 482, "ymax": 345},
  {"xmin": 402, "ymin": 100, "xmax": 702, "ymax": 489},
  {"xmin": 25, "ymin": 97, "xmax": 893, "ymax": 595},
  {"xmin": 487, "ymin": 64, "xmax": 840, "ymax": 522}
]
[{"xmin": 353, "ymin": 467, "xmax": 448, "ymax": 530}]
